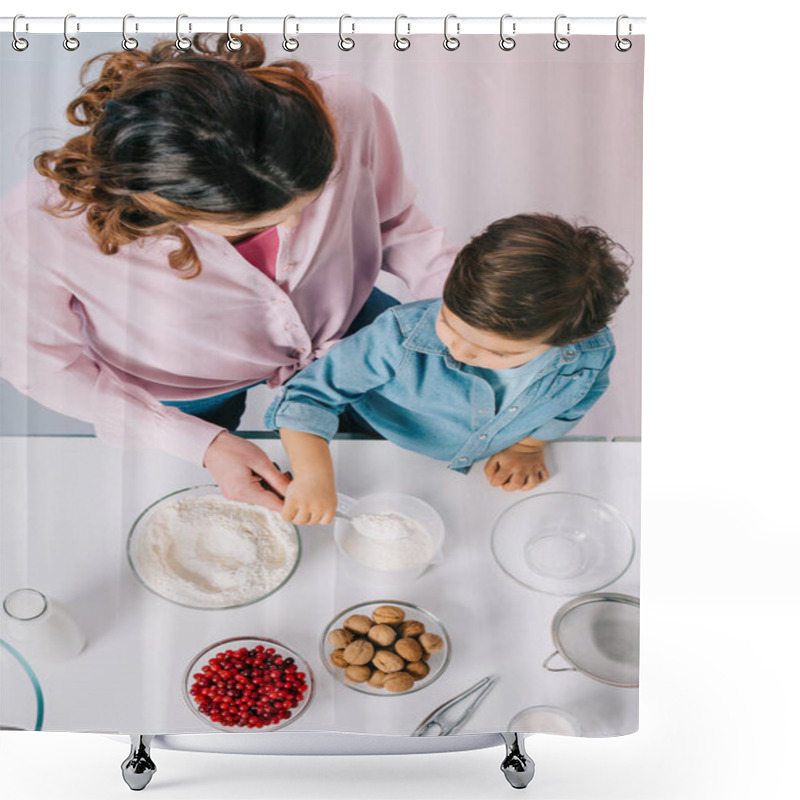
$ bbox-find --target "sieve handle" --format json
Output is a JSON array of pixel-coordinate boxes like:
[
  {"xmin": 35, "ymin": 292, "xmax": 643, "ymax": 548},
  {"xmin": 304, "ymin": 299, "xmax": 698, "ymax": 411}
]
[{"xmin": 543, "ymin": 651, "xmax": 576, "ymax": 673}]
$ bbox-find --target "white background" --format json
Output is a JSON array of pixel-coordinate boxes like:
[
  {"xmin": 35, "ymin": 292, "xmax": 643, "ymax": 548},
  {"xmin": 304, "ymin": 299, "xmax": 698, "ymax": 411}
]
[{"xmin": 1, "ymin": 2, "xmax": 798, "ymax": 800}]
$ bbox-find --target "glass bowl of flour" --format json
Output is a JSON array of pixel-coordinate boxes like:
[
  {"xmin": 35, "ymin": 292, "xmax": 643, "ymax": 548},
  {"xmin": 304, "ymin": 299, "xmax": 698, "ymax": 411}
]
[
  {"xmin": 127, "ymin": 485, "xmax": 301, "ymax": 609},
  {"xmin": 333, "ymin": 492, "xmax": 446, "ymax": 580}
]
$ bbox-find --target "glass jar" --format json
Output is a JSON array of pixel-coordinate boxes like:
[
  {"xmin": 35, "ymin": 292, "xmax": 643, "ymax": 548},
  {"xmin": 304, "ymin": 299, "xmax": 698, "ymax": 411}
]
[{"xmin": 2, "ymin": 588, "xmax": 86, "ymax": 662}]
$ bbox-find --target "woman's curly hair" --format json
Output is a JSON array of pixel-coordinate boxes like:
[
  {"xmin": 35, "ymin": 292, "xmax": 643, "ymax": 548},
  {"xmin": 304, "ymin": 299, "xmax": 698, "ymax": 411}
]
[{"xmin": 34, "ymin": 34, "xmax": 337, "ymax": 277}]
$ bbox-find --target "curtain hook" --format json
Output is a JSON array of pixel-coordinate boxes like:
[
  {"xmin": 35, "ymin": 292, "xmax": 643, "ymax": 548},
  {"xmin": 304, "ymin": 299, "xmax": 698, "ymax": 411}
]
[
  {"xmin": 12, "ymin": 14, "xmax": 29, "ymax": 51},
  {"xmin": 553, "ymin": 14, "xmax": 570, "ymax": 51},
  {"xmin": 443, "ymin": 14, "xmax": 460, "ymax": 51},
  {"xmin": 499, "ymin": 14, "xmax": 516, "ymax": 51},
  {"xmin": 122, "ymin": 14, "xmax": 138, "ymax": 51},
  {"xmin": 226, "ymin": 15, "xmax": 242, "ymax": 51},
  {"xmin": 175, "ymin": 14, "xmax": 192, "ymax": 51},
  {"xmin": 283, "ymin": 15, "xmax": 299, "ymax": 51},
  {"xmin": 615, "ymin": 15, "xmax": 632, "ymax": 52},
  {"xmin": 338, "ymin": 15, "xmax": 355, "ymax": 51},
  {"xmin": 63, "ymin": 13, "xmax": 80, "ymax": 51},
  {"xmin": 394, "ymin": 15, "xmax": 411, "ymax": 51}
]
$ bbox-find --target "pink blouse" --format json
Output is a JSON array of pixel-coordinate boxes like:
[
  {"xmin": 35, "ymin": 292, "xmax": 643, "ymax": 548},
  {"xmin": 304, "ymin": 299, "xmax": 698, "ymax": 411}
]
[{"xmin": 0, "ymin": 73, "xmax": 457, "ymax": 465}]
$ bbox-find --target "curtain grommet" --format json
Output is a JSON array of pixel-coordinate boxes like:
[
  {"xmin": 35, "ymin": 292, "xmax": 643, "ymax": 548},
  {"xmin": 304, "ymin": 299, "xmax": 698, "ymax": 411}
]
[
  {"xmin": 63, "ymin": 13, "xmax": 80, "ymax": 51},
  {"xmin": 282, "ymin": 15, "xmax": 300, "ymax": 52},
  {"xmin": 175, "ymin": 14, "xmax": 192, "ymax": 51},
  {"xmin": 226, "ymin": 15, "xmax": 242, "ymax": 52},
  {"xmin": 443, "ymin": 14, "xmax": 460, "ymax": 51},
  {"xmin": 338, "ymin": 15, "xmax": 355, "ymax": 51},
  {"xmin": 121, "ymin": 14, "xmax": 138, "ymax": 51},
  {"xmin": 553, "ymin": 14, "xmax": 570, "ymax": 51},
  {"xmin": 615, "ymin": 15, "xmax": 632, "ymax": 51},
  {"xmin": 12, "ymin": 14, "xmax": 29, "ymax": 51},
  {"xmin": 499, "ymin": 14, "xmax": 516, "ymax": 51},
  {"xmin": 394, "ymin": 15, "xmax": 411, "ymax": 51}
]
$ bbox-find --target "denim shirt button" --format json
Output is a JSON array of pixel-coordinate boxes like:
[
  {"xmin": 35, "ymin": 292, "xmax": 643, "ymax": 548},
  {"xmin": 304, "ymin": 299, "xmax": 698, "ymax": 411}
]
[
  {"xmin": 459, "ymin": 457, "xmax": 468, "ymax": 462},
  {"xmin": 508, "ymin": 407, "xmax": 518, "ymax": 413},
  {"xmin": 478, "ymin": 434, "xmax": 488, "ymax": 440}
]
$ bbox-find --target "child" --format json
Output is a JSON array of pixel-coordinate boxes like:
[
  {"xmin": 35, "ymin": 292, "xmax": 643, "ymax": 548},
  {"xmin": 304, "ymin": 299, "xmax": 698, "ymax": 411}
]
[{"xmin": 265, "ymin": 213, "xmax": 630, "ymax": 526}]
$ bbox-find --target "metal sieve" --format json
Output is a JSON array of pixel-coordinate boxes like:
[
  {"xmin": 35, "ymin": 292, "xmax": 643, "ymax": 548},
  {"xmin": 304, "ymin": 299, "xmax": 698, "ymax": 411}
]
[{"xmin": 543, "ymin": 593, "xmax": 639, "ymax": 688}]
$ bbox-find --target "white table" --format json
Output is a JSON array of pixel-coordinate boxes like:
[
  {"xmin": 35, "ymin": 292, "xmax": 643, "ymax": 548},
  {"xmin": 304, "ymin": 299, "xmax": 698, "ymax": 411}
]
[{"xmin": 0, "ymin": 436, "xmax": 639, "ymax": 736}]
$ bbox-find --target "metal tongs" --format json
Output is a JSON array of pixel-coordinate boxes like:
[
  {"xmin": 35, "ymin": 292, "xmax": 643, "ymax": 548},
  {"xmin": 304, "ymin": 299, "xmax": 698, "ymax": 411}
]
[{"xmin": 411, "ymin": 676, "xmax": 497, "ymax": 736}]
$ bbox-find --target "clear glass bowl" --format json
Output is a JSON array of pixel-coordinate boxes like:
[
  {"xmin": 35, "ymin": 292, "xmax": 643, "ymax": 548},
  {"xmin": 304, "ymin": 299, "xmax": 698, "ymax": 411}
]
[
  {"xmin": 507, "ymin": 705, "xmax": 581, "ymax": 736},
  {"xmin": 491, "ymin": 492, "xmax": 634, "ymax": 595},
  {"xmin": 0, "ymin": 639, "xmax": 44, "ymax": 731},
  {"xmin": 183, "ymin": 636, "xmax": 314, "ymax": 730},
  {"xmin": 127, "ymin": 485, "xmax": 301, "ymax": 610},
  {"xmin": 320, "ymin": 600, "xmax": 451, "ymax": 696}
]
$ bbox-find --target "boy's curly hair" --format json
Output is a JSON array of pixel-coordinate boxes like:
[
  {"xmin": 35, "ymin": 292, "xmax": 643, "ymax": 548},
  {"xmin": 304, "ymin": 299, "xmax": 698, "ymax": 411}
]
[{"xmin": 443, "ymin": 213, "xmax": 631, "ymax": 346}]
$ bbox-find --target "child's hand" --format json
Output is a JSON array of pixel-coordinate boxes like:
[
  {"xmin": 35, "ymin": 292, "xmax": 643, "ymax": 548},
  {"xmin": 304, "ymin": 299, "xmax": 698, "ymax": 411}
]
[
  {"xmin": 484, "ymin": 441, "xmax": 549, "ymax": 491},
  {"xmin": 281, "ymin": 468, "xmax": 338, "ymax": 526}
]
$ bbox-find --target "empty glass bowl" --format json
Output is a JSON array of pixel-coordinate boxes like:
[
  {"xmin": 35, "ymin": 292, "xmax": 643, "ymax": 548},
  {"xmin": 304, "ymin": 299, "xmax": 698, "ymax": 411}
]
[
  {"xmin": 491, "ymin": 492, "xmax": 634, "ymax": 595},
  {"xmin": 183, "ymin": 637, "xmax": 313, "ymax": 730}
]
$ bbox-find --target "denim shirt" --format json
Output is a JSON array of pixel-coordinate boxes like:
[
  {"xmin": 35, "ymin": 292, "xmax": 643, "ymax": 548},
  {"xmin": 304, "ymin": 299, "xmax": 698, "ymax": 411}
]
[{"xmin": 265, "ymin": 299, "xmax": 615, "ymax": 473}]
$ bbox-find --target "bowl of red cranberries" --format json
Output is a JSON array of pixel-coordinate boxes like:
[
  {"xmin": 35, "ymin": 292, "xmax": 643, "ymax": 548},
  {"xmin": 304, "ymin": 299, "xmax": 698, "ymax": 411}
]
[{"xmin": 184, "ymin": 637, "xmax": 313, "ymax": 730}]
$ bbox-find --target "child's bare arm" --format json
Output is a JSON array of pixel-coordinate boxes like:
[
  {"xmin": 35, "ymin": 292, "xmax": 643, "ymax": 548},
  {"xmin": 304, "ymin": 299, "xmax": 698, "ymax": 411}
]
[
  {"xmin": 279, "ymin": 429, "xmax": 338, "ymax": 526},
  {"xmin": 484, "ymin": 437, "xmax": 549, "ymax": 491}
]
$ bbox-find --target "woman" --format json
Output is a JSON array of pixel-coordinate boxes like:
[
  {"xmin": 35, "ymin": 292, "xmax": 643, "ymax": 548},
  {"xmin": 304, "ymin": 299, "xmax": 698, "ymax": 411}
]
[{"xmin": 0, "ymin": 35, "xmax": 455, "ymax": 509}]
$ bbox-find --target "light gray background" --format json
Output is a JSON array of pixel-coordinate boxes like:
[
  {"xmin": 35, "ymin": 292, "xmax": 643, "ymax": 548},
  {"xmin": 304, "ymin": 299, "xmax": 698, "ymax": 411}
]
[
  {"xmin": 2, "ymin": 2, "xmax": 799, "ymax": 800},
  {"xmin": 0, "ymin": 28, "xmax": 642, "ymax": 439}
]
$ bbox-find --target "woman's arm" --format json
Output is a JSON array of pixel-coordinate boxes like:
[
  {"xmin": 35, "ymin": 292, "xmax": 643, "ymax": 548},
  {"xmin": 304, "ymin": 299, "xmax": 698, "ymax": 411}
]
[
  {"xmin": 0, "ymin": 235, "xmax": 288, "ymax": 508},
  {"xmin": 370, "ymin": 94, "xmax": 458, "ymax": 299}
]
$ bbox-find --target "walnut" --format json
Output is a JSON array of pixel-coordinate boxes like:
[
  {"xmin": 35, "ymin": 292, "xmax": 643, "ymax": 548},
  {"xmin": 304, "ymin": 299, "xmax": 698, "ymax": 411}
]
[
  {"xmin": 344, "ymin": 665, "xmax": 372, "ymax": 683},
  {"xmin": 343, "ymin": 638, "xmax": 375, "ymax": 665},
  {"xmin": 368, "ymin": 670, "xmax": 389, "ymax": 688},
  {"xmin": 405, "ymin": 661, "xmax": 430, "ymax": 680},
  {"xmin": 367, "ymin": 624, "xmax": 397, "ymax": 647},
  {"xmin": 419, "ymin": 633, "xmax": 444, "ymax": 654},
  {"xmin": 399, "ymin": 620, "xmax": 425, "ymax": 638},
  {"xmin": 330, "ymin": 649, "xmax": 348, "ymax": 669},
  {"xmin": 344, "ymin": 614, "xmax": 374, "ymax": 635},
  {"xmin": 327, "ymin": 628, "xmax": 354, "ymax": 649},
  {"xmin": 384, "ymin": 672, "xmax": 415, "ymax": 693},
  {"xmin": 394, "ymin": 637, "xmax": 423, "ymax": 662},
  {"xmin": 372, "ymin": 605, "xmax": 405, "ymax": 626},
  {"xmin": 372, "ymin": 649, "xmax": 405, "ymax": 673}
]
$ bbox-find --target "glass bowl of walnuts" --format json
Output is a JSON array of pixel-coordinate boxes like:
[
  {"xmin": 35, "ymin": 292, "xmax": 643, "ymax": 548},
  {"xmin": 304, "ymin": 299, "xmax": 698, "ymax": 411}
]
[{"xmin": 321, "ymin": 600, "xmax": 451, "ymax": 695}]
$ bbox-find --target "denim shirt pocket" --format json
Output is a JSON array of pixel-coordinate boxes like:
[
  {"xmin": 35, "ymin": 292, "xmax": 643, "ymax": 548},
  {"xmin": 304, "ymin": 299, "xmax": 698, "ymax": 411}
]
[{"xmin": 543, "ymin": 367, "xmax": 599, "ymax": 405}]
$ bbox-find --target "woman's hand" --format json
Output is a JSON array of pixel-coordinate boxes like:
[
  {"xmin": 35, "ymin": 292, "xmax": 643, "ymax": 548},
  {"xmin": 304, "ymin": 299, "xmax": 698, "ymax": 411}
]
[
  {"xmin": 203, "ymin": 431, "xmax": 291, "ymax": 511},
  {"xmin": 484, "ymin": 439, "xmax": 550, "ymax": 491}
]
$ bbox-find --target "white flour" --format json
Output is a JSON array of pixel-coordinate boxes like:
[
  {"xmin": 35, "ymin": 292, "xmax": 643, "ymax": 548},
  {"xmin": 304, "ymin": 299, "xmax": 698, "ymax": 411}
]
[
  {"xmin": 343, "ymin": 512, "xmax": 434, "ymax": 571},
  {"xmin": 131, "ymin": 494, "xmax": 298, "ymax": 608}
]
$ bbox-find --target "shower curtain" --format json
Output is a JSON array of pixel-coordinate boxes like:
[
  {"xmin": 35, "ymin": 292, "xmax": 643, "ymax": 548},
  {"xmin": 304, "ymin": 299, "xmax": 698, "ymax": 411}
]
[{"xmin": 0, "ymin": 24, "xmax": 644, "ymax": 741}]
